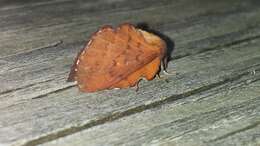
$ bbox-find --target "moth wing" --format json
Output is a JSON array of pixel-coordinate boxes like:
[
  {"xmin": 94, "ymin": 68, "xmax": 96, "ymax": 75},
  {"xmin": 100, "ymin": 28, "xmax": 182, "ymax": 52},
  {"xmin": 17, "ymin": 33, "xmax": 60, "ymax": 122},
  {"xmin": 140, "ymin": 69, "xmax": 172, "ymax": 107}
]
[{"xmin": 72, "ymin": 24, "xmax": 162, "ymax": 92}]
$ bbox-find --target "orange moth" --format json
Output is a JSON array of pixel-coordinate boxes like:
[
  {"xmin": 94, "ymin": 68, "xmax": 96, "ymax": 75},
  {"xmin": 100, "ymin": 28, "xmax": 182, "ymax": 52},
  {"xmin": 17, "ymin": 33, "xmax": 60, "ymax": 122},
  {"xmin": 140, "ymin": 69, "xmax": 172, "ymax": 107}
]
[{"xmin": 68, "ymin": 23, "xmax": 167, "ymax": 92}]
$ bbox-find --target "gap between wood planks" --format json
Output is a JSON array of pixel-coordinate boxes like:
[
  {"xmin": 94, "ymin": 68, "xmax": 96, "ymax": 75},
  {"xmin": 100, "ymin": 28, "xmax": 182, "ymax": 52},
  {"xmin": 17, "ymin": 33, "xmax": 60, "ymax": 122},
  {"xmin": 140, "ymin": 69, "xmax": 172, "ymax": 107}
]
[
  {"xmin": 20, "ymin": 63, "xmax": 260, "ymax": 146},
  {"xmin": 0, "ymin": 40, "xmax": 63, "ymax": 60},
  {"xmin": 173, "ymin": 30, "xmax": 260, "ymax": 60},
  {"xmin": 209, "ymin": 120, "xmax": 260, "ymax": 142}
]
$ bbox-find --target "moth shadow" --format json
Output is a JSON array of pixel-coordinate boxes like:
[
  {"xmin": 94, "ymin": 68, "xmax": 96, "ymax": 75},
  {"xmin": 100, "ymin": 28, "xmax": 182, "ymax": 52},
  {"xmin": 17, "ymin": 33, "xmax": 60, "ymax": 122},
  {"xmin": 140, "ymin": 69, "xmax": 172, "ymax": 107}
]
[{"xmin": 136, "ymin": 22, "xmax": 175, "ymax": 64}]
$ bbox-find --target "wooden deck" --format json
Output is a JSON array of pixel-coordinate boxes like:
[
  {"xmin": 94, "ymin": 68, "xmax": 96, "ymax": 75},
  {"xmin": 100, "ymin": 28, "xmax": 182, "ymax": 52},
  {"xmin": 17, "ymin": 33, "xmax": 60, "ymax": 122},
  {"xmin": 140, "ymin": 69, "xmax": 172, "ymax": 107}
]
[{"xmin": 0, "ymin": 0, "xmax": 260, "ymax": 146}]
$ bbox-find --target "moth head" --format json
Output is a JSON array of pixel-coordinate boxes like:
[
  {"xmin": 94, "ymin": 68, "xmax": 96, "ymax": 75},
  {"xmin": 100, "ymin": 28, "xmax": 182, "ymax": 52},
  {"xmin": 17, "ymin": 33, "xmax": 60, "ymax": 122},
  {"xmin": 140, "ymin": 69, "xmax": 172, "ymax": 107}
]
[{"xmin": 138, "ymin": 29, "xmax": 166, "ymax": 56}]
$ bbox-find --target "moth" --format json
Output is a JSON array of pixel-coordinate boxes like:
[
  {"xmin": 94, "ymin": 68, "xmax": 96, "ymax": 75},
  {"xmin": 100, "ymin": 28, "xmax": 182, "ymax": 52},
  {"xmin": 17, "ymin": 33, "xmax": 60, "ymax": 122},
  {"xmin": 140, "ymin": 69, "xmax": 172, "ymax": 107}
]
[{"xmin": 68, "ymin": 23, "xmax": 167, "ymax": 92}]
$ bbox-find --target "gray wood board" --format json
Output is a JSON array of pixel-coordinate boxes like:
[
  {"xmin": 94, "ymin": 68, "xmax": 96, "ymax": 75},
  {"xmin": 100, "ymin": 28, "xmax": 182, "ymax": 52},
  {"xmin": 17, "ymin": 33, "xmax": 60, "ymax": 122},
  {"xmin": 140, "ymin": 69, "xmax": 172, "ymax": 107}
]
[
  {"xmin": 0, "ymin": 0, "xmax": 260, "ymax": 146},
  {"xmin": 1, "ymin": 37, "xmax": 260, "ymax": 146},
  {"xmin": 1, "ymin": 0, "xmax": 260, "ymax": 58},
  {"xmin": 41, "ymin": 70, "xmax": 260, "ymax": 146}
]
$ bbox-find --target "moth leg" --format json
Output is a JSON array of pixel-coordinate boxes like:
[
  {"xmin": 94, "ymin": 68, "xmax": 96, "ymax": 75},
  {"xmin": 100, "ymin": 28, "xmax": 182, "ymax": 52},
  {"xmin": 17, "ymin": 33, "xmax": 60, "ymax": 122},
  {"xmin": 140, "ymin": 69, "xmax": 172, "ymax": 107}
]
[
  {"xmin": 160, "ymin": 57, "xmax": 168, "ymax": 75},
  {"xmin": 135, "ymin": 79, "xmax": 142, "ymax": 92},
  {"xmin": 157, "ymin": 72, "xmax": 161, "ymax": 79},
  {"xmin": 161, "ymin": 57, "xmax": 177, "ymax": 76},
  {"xmin": 163, "ymin": 70, "xmax": 177, "ymax": 77},
  {"xmin": 162, "ymin": 56, "xmax": 168, "ymax": 71},
  {"xmin": 161, "ymin": 57, "xmax": 170, "ymax": 75},
  {"xmin": 163, "ymin": 70, "xmax": 170, "ymax": 75}
]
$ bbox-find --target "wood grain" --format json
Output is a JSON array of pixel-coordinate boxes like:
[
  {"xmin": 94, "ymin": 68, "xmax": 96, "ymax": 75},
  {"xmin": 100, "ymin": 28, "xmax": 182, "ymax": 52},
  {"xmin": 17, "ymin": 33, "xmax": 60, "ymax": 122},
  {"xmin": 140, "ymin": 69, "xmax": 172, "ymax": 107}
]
[
  {"xmin": 41, "ymin": 77, "xmax": 260, "ymax": 146},
  {"xmin": 0, "ymin": 0, "xmax": 260, "ymax": 145}
]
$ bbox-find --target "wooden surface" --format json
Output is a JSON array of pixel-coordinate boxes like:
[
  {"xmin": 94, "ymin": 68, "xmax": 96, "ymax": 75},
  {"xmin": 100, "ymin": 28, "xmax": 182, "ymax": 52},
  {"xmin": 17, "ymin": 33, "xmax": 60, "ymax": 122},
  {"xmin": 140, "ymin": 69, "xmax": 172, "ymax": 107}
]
[{"xmin": 0, "ymin": 0, "xmax": 260, "ymax": 146}]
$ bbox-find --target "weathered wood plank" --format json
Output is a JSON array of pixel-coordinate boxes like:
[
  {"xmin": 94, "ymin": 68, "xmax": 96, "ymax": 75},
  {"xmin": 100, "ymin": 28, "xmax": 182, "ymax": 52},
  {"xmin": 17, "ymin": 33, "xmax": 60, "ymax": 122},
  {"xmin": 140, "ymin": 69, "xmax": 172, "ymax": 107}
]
[
  {"xmin": 40, "ymin": 79, "xmax": 260, "ymax": 146},
  {"xmin": 1, "ymin": 38, "xmax": 260, "ymax": 145},
  {"xmin": 1, "ymin": 0, "xmax": 260, "ymax": 57},
  {"xmin": 0, "ymin": 0, "xmax": 260, "ymax": 146},
  {"xmin": 1, "ymin": 0, "xmax": 260, "ymax": 107}
]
